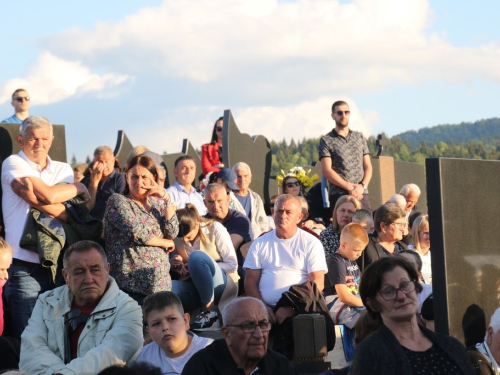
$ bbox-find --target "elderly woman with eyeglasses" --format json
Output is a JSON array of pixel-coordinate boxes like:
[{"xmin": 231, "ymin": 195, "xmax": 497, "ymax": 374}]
[
  {"xmin": 350, "ymin": 257, "xmax": 474, "ymax": 375},
  {"xmin": 357, "ymin": 203, "xmax": 409, "ymax": 272},
  {"xmin": 201, "ymin": 117, "xmax": 225, "ymax": 175}
]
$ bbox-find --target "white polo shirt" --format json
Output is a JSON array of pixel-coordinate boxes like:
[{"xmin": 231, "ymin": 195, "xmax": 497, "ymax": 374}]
[{"xmin": 1, "ymin": 151, "xmax": 74, "ymax": 263}]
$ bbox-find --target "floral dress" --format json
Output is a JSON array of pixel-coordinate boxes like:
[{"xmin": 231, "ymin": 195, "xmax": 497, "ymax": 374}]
[
  {"xmin": 320, "ymin": 223, "xmax": 341, "ymax": 261},
  {"xmin": 104, "ymin": 193, "xmax": 179, "ymax": 296}
]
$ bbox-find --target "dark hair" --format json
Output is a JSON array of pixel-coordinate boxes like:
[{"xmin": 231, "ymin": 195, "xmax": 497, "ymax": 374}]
[
  {"xmin": 142, "ymin": 291, "xmax": 184, "ymax": 325},
  {"xmin": 176, "ymin": 203, "xmax": 213, "ymax": 242},
  {"xmin": 281, "ymin": 175, "xmax": 302, "ymax": 196},
  {"xmin": 359, "ymin": 257, "xmax": 423, "ymax": 320},
  {"xmin": 98, "ymin": 362, "xmax": 162, "ymax": 375},
  {"xmin": 123, "ymin": 155, "xmax": 158, "ymax": 195},
  {"xmin": 210, "ymin": 116, "xmax": 223, "ymax": 144},
  {"xmin": 63, "ymin": 240, "xmax": 107, "ymax": 269},
  {"xmin": 398, "ymin": 250, "xmax": 423, "ymax": 272},
  {"xmin": 354, "ymin": 310, "xmax": 379, "ymax": 345},
  {"xmin": 408, "ymin": 211, "xmax": 423, "ymax": 230},
  {"xmin": 373, "ymin": 203, "xmax": 406, "ymax": 233},
  {"xmin": 174, "ymin": 155, "xmax": 195, "ymax": 168},
  {"xmin": 331, "ymin": 100, "xmax": 349, "ymax": 113},
  {"xmin": 114, "ymin": 158, "xmax": 122, "ymax": 172}
]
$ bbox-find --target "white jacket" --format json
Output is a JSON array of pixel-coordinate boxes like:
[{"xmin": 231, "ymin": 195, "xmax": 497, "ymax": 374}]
[{"xmin": 20, "ymin": 277, "xmax": 143, "ymax": 375}]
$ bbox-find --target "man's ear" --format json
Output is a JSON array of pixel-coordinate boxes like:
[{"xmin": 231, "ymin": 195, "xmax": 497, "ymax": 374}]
[
  {"xmin": 221, "ymin": 326, "xmax": 230, "ymax": 342},
  {"xmin": 62, "ymin": 268, "xmax": 69, "ymax": 284},
  {"xmin": 184, "ymin": 313, "xmax": 190, "ymax": 330},
  {"xmin": 16, "ymin": 135, "xmax": 24, "ymax": 148},
  {"xmin": 487, "ymin": 327, "xmax": 494, "ymax": 345}
]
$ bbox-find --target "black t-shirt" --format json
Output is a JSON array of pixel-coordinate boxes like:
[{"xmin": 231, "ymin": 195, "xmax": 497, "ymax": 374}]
[
  {"xmin": 402, "ymin": 344, "xmax": 461, "ymax": 374},
  {"xmin": 82, "ymin": 170, "xmax": 126, "ymax": 220},
  {"xmin": 324, "ymin": 252, "xmax": 361, "ymax": 296}
]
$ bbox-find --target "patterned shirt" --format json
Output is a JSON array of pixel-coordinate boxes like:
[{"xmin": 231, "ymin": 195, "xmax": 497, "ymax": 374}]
[
  {"xmin": 318, "ymin": 129, "xmax": 370, "ymax": 195},
  {"xmin": 104, "ymin": 193, "xmax": 179, "ymax": 296},
  {"xmin": 319, "ymin": 224, "xmax": 341, "ymax": 260}
]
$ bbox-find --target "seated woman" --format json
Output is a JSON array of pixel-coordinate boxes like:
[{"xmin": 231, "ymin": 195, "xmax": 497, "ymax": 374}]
[
  {"xmin": 477, "ymin": 307, "xmax": 500, "ymax": 373},
  {"xmin": 201, "ymin": 117, "xmax": 224, "ymax": 176},
  {"xmin": 350, "ymin": 257, "xmax": 474, "ymax": 375},
  {"xmin": 411, "ymin": 215, "xmax": 432, "ymax": 284},
  {"xmin": 103, "ymin": 155, "xmax": 179, "ymax": 305},
  {"xmin": 171, "ymin": 204, "xmax": 238, "ymax": 331},
  {"xmin": 320, "ymin": 195, "xmax": 361, "ymax": 259},
  {"xmin": 357, "ymin": 203, "xmax": 408, "ymax": 272}
]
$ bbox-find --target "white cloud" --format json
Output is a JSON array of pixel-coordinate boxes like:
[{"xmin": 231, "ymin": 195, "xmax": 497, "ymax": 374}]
[{"xmin": 0, "ymin": 52, "xmax": 132, "ymax": 105}]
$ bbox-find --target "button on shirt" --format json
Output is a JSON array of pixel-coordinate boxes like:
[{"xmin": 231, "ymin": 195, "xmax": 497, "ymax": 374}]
[
  {"xmin": 1, "ymin": 151, "xmax": 74, "ymax": 263},
  {"xmin": 166, "ymin": 180, "xmax": 207, "ymax": 215}
]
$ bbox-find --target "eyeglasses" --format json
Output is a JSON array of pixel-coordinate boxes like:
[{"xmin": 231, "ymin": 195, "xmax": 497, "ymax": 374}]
[
  {"xmin": 14, "ymin": 96, "xmax": 30, "ymax": 102},
  {"xmin": 226, "ymin": 321, "xmax": 271, "ymax": 333},
  {"xmin": 335, "ymin": 110, "xmax": 350, "ymax": 116},
  {"xmin": 420, "ymin": 231, "xmax": 430, "ymax": 237},
  {"xmin": 285, "ymin": 181, "xmax": 300, "ymax": 188},
  {"xmin": 216, "ymin": 126, "xmax": 223, "ymax": 132},
  {"xmin": 391, "ymin": 222, "xmax": 406, "ymax": 230},
  {"xmin": 378, "ymin": 280, "xmax": 415, "ymax": 301}
]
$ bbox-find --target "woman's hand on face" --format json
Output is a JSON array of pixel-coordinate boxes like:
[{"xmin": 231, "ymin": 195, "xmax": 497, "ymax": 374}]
[{"xmin": 143, "ymin": 178, "xmax": 167, "ymax": 199}]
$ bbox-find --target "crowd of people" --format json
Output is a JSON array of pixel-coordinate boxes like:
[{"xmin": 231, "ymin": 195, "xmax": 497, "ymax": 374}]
[{"xmin": 0, "ymin": 91, "xmax": 491, "ymax": 374}]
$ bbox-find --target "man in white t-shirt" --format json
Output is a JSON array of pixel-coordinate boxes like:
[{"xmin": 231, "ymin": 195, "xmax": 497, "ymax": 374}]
[
  {"xmin": 244, "ymin": 194, "xmax": 327, "ymax": 324},
  {"xmin": 1, "ymin": 116, "xmax": 89, "ymax": 339}
]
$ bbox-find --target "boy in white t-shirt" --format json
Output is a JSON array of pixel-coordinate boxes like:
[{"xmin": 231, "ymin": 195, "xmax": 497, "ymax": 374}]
[{"xmin": 136, "ymin": 292, "xmax": 213, "ymax": 374}]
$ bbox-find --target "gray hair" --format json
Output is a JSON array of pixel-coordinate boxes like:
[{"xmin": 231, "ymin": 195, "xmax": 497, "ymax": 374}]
[
  {"xmin": 19, "ymin": 116, "xmax": 52, "ymax": 138},
  {"xmin": 222, "ymin": 297, "xmax": 268, "ymax": 326},
  {"xmin": 94, "ymin": 146, "xmax": 113, "ymax": 157},
  {"xmin": 399, "ymin": 183, "xmax": 421, "ymax": 197},
  {"xmin": 63, "ymin": 240, "xmax": 108, "ymax": 270},
  {"xmin": 275, "ymin": 194, "xmax": 301, "ymax": 210},
  {"xmin": 487, "ymin": 307, "xmax": 500, "ymax": 339},
  {"xmin": 204, "ymin": 183, "xmax": 227, "ymax": 196},
  {"xmin": 352, "ymin": 209, "xmax": 373, "ymax": 225},
  {"xmin": 387, "ymin": 194, "xmax": 407, "ymax": 209},
  {"xmin": 232, "ymin": 162, "xmax": 251, "ymax": 175}
]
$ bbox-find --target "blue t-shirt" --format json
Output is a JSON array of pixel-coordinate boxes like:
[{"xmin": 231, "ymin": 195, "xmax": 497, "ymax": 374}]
[
  {"xmin": 324, "ymin": 252, "xmax": 361, "ymax": 296},
  {"xmin": 1, "ymin": 115, "xmax": 22, "ymax": 123},
  {"xmin": 234, "ymin": 193, "xmax": 251, "ymax": 219}
]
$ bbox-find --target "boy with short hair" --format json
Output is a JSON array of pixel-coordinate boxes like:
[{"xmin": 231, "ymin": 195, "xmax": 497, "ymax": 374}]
[
  {"xmin": 136, "ymin": 292, "xmax": 213, "ymax": 373},
  {"xmin": 324, "ymin": 223, "xmax": 369, "ymax": 328},
  {"xmin": 351, "ymin": 209, "xmax": 374, "ymax": 235}
]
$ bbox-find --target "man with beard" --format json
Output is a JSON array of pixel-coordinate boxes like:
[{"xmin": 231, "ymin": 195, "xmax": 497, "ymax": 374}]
[{"xmin": 318, "ymin": 100, "xmax": 372, "ymax": 210}]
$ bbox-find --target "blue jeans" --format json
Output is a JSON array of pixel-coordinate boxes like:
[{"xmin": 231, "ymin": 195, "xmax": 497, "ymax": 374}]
[
  {"xmin": 172, "ymin": 251, "xmax": 227, "ymax": 312},
  {"xmin": 4, "ymin": 263, "xmax": 55, "ymax": 340}
]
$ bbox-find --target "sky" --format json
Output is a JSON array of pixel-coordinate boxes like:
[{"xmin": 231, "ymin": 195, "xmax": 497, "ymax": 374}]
[{"xmin": 1, "ymin": 0, "xmax": 500, "ymax": 162}]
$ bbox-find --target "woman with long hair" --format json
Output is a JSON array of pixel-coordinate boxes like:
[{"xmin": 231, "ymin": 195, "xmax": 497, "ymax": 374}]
[
  {"xmin": 411, "ymin": 215, "xmax": 431, "ymax": 284},
  {"xmin": 201, "ymin": 117, "xmax": 224, "ymax": 175}
]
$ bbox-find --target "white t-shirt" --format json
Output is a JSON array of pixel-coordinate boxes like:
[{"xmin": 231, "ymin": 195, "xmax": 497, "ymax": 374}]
[
  {"xmin": 417, "ymin": 283, "xmax": 433, "ymax": 313},
  {"xmin": 244, "ymin": 228, "xmax": 328, "ymax": 306},
  {"xmin": 1, "ymin": 151, "xmax": 74, "ymax": 263},
  {"xmin": 136, "ymin": 331, "xmax": 213, "ymax": 374},
  {"xmin": 420, "ymin": 250, "xmax": 432, "ymax": 284}
]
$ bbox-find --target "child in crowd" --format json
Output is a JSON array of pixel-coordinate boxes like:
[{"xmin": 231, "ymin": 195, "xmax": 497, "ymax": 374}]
[
  {"xmin": 351, "ymin": 209, "xmax": 374, "ymax": 235},
  {"xmin": 136, "ymin": 292, "xmax": 213, "ymax": 374},
  {"xmin": 324, "ymin": 223, "xmax": 369, "ymax": 328}
]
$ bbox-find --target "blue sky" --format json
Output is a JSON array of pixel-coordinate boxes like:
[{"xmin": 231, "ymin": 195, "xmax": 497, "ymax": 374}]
[{"xmin": 1, "ymin": 0, "xmax": 499, "ymax": 162}]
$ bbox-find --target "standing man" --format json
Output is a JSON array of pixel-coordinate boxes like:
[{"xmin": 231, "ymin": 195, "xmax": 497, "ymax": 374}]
[
  {"xmin": 232, "ymin": 162, "xmax": 272, "ymax": 239},
  {"xmin": 83, "ymin": 146, "xmax": 126, "ymax": 220},
  {"xmin": 1, "ymin": 116, "xmax": 89, "ymax": 339},
  {"xmin": 166, "ymin": 155, "xmax": 207, "ymax": 215},
  {"xmin": 2, "ymin": 89, "xmax": 31, "ymax": 123},
  {"xmin": 319, "ymin": 100, "xmax": 372, "ymax": 211}
]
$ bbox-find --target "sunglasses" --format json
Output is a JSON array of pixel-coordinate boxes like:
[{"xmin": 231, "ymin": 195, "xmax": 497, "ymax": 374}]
[
  {"xmin": 285, "ymin": 181, "xmax": 300, "ymax": 188},
  {"xmin": 14, "ymin": 96, "xmax": 30, "ymax": 102},
  {"xmin": 216, "ymin": 126, "xmax": 223, "ymax": 132},
  {"xmin": 335, "ymin": 110, "xmax": 350, "ymax": 116}
]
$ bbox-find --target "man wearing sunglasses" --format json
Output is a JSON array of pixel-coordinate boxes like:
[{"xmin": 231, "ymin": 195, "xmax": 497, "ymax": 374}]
[
  {"xmin": 2, "ymin": 89, "xmax": 31, "ymax": 123},
  {"xmin": 319, "ymin": 100, "xmax": 372, "ymax": 211},
  {"xmin": 182, "ymin": 297, "xmax": 295, "ymax": 374}
]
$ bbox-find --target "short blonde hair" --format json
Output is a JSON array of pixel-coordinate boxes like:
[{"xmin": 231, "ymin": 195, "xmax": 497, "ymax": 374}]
[
  {"xmin": 0, "ymin": 237, "xmax": 13, "ymax": 256},
  {"xmin": 340, "ymin": 222, "xmax": 369, "ymax": 247}
]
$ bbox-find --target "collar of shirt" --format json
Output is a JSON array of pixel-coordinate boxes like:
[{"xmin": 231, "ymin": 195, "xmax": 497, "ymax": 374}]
[
  {"xmin": 18, "ymin": 150, "xmax": 54, "ymax": 174},
  {"xmin": 173, "ymin": 180, "xmax": 194, "ymax": 194}
]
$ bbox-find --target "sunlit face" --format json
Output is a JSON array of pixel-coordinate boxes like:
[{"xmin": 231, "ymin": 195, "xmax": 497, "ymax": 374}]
[
  {"xmin": 339, "ymin": 240, "xmax": 365, "ymax": 261},
  {"xmin": 274, "ymin": 198, "xmax": 303, "ymax": 231},
  {"xmin": 357, "ymin": 221, "xmax": 374, "ymax": 234},
  {"xmin": 204, "ymin": 187, "xmax": 230, "ymax": 220},
  {"xmin": 283, "ymin": 178, "xmax": 301, "ymax": 196},
  {"xmin": 126, "ymin": 164, "xmax": 156, "ymax": 199},
  {"xmin": 74, "ymin": 170, "xmax": 85, "ymax": 183},
  {"xmin": 336, "ymin": 201, "xmax": 356, "ymax": 230},
  {"xmin": 146, "ymin": 306, "xmax": 190, "ymax": 357},
  {"xmin": 94, "ymin": 151, "xmax": 115, "ymax": 178},
  {"xmin": 62, "ymin": 248, "xmax": 110, "ymax": 307},
  {"xmin": 12, "ymin": 90, "xmax": 30, "ymax": 113},
  {"xmin": 404, "ymin": 191, "xmax": 419, "ymax": 212},
  {"xmin": 0, "ymin": 251, "xmax": 12, "ymax": 281},
  {"xmin": 418, "ymin": 224, "xmax": 430, "ymax": 249},
  {"xmin": 222, "ymin": 300, "xmax": 269, "ymax": 365},
  {"xmin": 235, "ymin": 168, "xmax": 252, "ymax": 192},
  {"xmin": 174, "ymin": 159, "xmax": 196, "ymax": 187},
  {"xmin": 331, "ymin": 103, "xmax": 350, "ymax": 128},
  {"xmin": 215, "ymin": 120, "xmax": 223, "ymax": 141},
  {"xmin": 17, "ymin": 125, "xmax": 54, "ymax": 165},
  {"xmin": 370, "ymin": 266, "xmax": 418, "ymax": 324},
  {"xmin": 381, "ymin": 217, "xmax": 406, "ymax": 242}
]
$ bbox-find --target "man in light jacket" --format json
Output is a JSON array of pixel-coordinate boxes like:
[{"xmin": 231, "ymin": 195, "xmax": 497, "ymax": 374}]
[{"xmin": 20, "ymin": 240, "xmax": 143, "ymax": 375}]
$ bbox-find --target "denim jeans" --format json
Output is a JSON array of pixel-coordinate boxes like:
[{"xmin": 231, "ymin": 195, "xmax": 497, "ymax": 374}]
[
  {"xmin": 4, "ymin": 263, "xmax": 55, "ymax": 340},
  {"xmin": 172, "ymin": 251, "xmax": 227, "ymax": 312}
]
